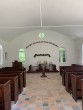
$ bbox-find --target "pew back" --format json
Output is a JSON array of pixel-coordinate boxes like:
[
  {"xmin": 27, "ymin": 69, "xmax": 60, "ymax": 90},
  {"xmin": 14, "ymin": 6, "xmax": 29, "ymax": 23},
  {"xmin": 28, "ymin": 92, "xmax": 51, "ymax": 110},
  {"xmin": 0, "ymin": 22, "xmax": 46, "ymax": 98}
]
[
  {"xmin": 0, "ymin": 75, "xmax": 18, "ymax": 102},
  {"xmin": 0, "ymin": 72, "xmax": 23, "ymax": 93},
  {"xmin": 0, "ymin": 80, "xmax": 11, "ymax": 110},
  {"xmin": 71, "ymin": 74, "xmax": 83, "ymax": 101},
  {"xmin": 65, "ymin": 72, "xmax": 83, "ymax": 92}
]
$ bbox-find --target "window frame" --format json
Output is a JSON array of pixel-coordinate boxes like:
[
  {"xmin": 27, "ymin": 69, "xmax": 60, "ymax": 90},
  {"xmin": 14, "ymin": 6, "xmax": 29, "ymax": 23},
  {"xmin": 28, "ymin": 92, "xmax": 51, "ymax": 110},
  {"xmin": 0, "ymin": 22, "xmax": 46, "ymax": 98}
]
[{"xmin": 59, "ymin": 47, "xmax": 66, "ymax": 63}]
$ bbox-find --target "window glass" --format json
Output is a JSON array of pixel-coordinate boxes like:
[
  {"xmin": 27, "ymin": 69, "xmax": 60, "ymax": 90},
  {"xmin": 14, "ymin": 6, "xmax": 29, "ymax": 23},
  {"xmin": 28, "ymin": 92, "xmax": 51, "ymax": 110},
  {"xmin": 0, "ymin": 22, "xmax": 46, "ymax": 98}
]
[
  {"xmin": 59, "ymin": 48, "xmax": 66, "ymax": 63},
  {"xmin": 19, "ymin": 49, "xmax": 25, "ymax": 63}
]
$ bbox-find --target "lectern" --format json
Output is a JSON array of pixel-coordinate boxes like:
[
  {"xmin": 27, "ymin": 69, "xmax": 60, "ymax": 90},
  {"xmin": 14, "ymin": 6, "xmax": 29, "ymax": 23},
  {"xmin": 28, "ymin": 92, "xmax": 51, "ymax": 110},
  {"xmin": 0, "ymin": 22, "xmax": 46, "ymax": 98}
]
[{"xmin": 41, "ymin": 64, "xmax": 47, "ymax": 77}]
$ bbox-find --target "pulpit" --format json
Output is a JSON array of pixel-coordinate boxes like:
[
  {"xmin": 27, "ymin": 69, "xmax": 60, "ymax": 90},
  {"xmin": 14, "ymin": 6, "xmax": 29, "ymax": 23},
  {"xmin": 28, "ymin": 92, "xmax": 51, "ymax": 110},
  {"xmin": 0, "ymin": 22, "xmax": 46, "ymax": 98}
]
[{"xmin": 12, "ymin": 60, "xmax": 22, "ymax": 69}]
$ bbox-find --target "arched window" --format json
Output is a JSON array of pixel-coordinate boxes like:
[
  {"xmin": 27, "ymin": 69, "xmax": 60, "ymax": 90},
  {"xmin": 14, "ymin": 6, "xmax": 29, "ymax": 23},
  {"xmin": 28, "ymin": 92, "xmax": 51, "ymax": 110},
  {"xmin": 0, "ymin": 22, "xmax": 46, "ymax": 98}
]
[
  {"xmin": 19, "ymin": 49, "xmax": 25, "ymax": 63},
  {"xmin": 0, "ymin": 45, "xmax": 3, "ymax": 65},
  {"xmin": 59, "ymin": 48, "xmax": 66, "ymax": 63}
]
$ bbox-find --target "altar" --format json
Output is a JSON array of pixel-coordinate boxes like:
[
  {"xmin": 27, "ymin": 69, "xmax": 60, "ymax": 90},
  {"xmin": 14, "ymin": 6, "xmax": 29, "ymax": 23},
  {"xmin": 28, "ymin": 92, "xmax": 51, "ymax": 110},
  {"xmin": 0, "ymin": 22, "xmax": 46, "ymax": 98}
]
[{"xmin": 27, "ymin": 64, "xmax": 59, "ymax": 73}]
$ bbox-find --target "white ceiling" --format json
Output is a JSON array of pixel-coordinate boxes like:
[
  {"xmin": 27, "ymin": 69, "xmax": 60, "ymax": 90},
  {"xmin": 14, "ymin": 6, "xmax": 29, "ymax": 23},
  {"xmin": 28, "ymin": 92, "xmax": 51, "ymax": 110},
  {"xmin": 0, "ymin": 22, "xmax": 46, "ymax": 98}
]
[{"xmin": 0, "ymin": 0, "xmax": 83, "ymax": 41}]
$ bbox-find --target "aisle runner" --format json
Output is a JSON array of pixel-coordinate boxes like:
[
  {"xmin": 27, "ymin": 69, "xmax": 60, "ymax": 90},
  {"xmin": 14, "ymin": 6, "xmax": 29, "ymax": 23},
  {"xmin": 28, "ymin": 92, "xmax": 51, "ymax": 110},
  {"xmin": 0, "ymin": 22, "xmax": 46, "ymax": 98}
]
[{"xmin": 12, "ymin": 73, "xmax": 82, "ymax": 110}]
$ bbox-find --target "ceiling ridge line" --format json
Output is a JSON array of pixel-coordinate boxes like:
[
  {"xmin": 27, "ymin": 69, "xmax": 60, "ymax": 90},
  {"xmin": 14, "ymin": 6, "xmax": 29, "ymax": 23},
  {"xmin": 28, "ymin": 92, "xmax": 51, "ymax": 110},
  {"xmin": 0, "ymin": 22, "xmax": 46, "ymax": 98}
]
[{"xmin": 40, "ymin": 0, "xmax": 42, "ymax": 27}]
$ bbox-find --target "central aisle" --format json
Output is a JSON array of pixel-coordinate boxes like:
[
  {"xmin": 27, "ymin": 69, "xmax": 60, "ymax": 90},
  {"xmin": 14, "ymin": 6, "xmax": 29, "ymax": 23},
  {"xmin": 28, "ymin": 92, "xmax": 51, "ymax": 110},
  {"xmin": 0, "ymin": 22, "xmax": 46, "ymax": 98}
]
[{"xmin": 12, "ymin": 73, "xmax": 82, "ymax": 110}]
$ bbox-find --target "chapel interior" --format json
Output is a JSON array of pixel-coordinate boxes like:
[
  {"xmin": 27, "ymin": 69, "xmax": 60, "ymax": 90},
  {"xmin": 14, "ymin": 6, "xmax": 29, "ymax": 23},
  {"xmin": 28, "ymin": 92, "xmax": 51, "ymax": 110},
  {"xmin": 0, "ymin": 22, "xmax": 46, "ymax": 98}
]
[{"xmin": 0, "ymin": 0, "xmax": 83, "ymax": 110}]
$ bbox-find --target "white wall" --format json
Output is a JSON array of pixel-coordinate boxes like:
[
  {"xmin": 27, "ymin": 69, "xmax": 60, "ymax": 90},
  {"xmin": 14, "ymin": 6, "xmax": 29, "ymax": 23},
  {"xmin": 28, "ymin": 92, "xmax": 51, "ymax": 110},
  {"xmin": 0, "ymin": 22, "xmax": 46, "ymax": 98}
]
[
  {"xmin": 75, "ymin": 38, "xmax": 83, "ymax": 65},
  {"xmin": 0, "ymin": 39, "xmax": 8, "ymax": 67},
  {"xmin": 7, "ymin": 30, "xmax": 76, "ymax": 70}
]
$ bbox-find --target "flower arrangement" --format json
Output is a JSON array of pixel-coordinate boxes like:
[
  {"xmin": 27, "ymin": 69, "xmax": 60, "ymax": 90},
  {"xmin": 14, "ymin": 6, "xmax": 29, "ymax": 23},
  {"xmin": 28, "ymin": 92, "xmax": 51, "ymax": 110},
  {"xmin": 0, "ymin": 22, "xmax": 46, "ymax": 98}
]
[{"xmin": 43, "ymin": 61, "xmax": 47, "ymax": 66}]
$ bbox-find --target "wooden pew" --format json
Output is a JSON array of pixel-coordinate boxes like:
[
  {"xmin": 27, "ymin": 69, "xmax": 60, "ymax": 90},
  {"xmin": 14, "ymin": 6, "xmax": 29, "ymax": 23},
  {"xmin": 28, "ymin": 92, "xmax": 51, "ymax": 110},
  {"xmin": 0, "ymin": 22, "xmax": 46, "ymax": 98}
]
[
  {"xmin": 60, "ymin": 64, "xmax": 82, "ymax": 75},
  {"xmin": 59, "ymin": 66, "xmax": 70, "ymax": 75},
  {"xmin": 1, "ymin": 68, "xmax": 26, "ymax": 87},
  {"xmin": 62, "ymin": 66, "xmax": 83, "ymax": 86},
  {"xmin": 5, "ymin": 71, "xmax": 26, "ymax": 88},
  {"xmin": 0, "ymin": 80, "xmax": 11, "ymax": 110},
  {"xmin": 71, "ymin": 74, "xmax": 83, "ymax": 101},
  {"xmin": 0, "ymin": 72, "xmax": 23, "ymax": 93},
  {"xmin": 62, "ymin": 69, "xmax": 81, "ymax": 86},
  {"xmin": 71, "ymin": 64, "xmax": 82, "ymax": 66},
  {"xmin": 81, "ymin": 79, "xmax": 83, "ymax": 110},
  {"xmin": 65, "ymin": 72, "xmax": 83, "ymax": 93},
  {"xmin": 0, "ymin": 75, "xmax": 18, "ymax": 103},
  {"xmin": 2, "ymin": 67, "xmax": 26, "ymax": 71}
]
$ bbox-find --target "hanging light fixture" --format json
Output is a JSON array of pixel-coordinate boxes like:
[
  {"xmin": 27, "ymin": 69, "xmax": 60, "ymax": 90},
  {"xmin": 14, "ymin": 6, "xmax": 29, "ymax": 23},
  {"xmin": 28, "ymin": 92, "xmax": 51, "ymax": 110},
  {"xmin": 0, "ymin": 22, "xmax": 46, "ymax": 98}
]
[{"xmin": 38, "ymin": 0, "xmax": 45, "ymax": 39}]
